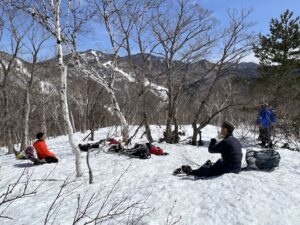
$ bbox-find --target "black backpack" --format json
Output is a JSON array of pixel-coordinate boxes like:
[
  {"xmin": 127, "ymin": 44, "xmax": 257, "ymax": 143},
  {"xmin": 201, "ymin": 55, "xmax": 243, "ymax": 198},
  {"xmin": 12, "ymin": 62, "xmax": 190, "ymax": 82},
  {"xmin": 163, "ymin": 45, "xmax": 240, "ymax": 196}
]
[
  {"xmin": 126, "ymin": 144, "xmax": 151, "ymax": 159},
  {"xmin": 246, "ymin": 149, "xmax": 280, "ymax": 171}
]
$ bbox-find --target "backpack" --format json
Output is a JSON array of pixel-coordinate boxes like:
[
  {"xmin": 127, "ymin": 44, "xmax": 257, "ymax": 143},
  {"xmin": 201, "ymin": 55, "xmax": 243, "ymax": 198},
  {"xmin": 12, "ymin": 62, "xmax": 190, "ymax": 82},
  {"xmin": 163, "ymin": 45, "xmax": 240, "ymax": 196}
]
[
  {"xmin": 127, "ymin": 144, "xmax": 151, "ymax": 159},
  {"xmin": 245, "ymin": 149, "xmax": 280, "ymax": 171},
  {"xmin": 108, "ymin": 144, "xmax": 125, "ymax": 153}
]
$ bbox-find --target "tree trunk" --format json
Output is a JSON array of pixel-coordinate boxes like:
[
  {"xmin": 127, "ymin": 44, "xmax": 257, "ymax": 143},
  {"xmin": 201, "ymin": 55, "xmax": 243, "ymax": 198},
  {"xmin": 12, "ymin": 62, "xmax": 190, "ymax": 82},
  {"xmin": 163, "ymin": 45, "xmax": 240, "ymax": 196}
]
[
  {"xmin": 165, "ymin": 95, "xmax": 173, "ymax": 143},
  {"xmin": 173, "ymin": 115, "xmax": 179, "ymax": 143},
  {"xmin": 42, "ymin": 106, "xmax": 48, "ymax": 134},
  {"xmin": 107, "ymin": 87, "xmax": 129, "ymax": 142},
  {"xmin": 191, "ymin": 122, "xmax": 198, "ymax": 145},
  {"xmin": 20, "ymin": 90, "xmax": 30, "ymax": 151},
  {"xmin": 60, "ymin": 65, "xmax": 82, "ymax": 177},
  {"xmin": 2, "ymin": 88, "xmax": 14, "ymax": 154},
  {"xmin": 70, "ymin": 111, "xmax": 76, "ymax": 133},
  {"xmin": 143, "ymin": 113, "xmax": 153, "ymax": 143},
  {"xmin": 55, "ymin": 1, "xmax": 82, "ymax": 177}
]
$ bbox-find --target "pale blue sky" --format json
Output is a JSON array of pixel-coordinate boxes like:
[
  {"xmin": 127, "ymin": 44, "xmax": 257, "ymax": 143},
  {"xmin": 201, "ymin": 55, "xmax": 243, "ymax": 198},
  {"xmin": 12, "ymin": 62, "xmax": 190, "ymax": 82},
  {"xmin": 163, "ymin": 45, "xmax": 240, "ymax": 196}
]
[
  {"xmin": 2, "ymin": 0, "xmax": 299, "ymax": 62},
  {"xmin": 79, "ymin": 0, "xmax": 300, "ymax": 62},
  {"xmin": 196, "ymin": 0, "xmax": 300, "ymax": 62}
]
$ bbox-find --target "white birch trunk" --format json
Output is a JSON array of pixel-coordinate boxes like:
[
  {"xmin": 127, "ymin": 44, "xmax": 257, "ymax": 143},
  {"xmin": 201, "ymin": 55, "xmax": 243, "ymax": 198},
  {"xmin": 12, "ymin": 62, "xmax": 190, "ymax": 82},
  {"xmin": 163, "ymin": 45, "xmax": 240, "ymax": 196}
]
[
  {"xmin": 107, "ymin": 86, "xmax": 129, "ymax": 142},
  {"xmin": 42, "ymin": 105, "xmax": 48, "ymax": 134},
  {"xmin": 75, "ymin": 52, "xmax": 129, "ymax": 142},
  {"xmin": 54, "ymin": 0, "xmax": 82, "ymax": 177},
  {"xmin": 20, "ymin": 90, "xmax": 30, "ymax": 151}
]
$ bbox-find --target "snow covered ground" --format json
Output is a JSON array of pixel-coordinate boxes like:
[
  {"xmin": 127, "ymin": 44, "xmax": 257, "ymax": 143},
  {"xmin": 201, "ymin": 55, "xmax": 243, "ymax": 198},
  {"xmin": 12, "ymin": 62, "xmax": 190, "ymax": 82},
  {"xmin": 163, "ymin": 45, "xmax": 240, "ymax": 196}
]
[{"xmin": 0, "ymin": 125, "xmax": 300, "ymax": 225}]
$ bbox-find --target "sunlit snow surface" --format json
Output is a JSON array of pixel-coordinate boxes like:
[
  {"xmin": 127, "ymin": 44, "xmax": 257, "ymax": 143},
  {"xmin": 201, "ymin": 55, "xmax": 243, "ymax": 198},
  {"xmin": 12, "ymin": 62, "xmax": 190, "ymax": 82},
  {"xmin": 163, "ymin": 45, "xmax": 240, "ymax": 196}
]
[{"xmin": 0, "ymin": 125, "xmax": 299, "ymax": 225}]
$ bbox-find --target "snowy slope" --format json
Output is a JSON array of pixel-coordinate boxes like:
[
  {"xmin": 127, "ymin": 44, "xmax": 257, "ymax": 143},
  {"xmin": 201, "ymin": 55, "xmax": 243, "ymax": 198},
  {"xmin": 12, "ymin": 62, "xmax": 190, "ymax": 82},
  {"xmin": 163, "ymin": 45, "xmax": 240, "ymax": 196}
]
[{"xmin": 0, "ymin": 125, "xmax": 300, "ymax": 225}]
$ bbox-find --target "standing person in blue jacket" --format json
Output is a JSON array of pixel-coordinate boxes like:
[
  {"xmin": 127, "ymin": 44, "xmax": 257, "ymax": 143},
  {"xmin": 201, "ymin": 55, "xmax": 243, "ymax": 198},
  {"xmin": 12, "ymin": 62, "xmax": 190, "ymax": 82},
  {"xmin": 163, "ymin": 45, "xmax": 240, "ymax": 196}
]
[{"xmin": 256, "ymin": 103, "xmax": 276, "ymax": 148}]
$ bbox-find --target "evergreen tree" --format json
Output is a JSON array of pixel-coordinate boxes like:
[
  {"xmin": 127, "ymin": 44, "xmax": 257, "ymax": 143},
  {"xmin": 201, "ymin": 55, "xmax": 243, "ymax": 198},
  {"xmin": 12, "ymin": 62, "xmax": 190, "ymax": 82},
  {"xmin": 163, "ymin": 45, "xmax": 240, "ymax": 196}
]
[
  {"xmin": 252, "ymin": 10, "xmax": 300, "ymax": 108},
  {"xmin": 254, "ymin": 9, "xmax": 300, "ymax": 75},
  {"xmin": 252, "ymin": 10, "xmax": 300, "ymax": 138}
]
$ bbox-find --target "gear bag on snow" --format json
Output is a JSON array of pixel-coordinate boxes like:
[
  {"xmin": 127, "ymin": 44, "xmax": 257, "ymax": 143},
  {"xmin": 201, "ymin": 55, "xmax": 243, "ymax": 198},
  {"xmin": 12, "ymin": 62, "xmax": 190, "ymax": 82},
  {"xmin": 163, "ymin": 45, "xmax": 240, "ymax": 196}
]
[
  {"xmin": 125, "ymin": 144, "xmax": 151, "ymax": 159},
  {"xmin": 245, "ymin": 149, "xmax": 280, "ymax": 170},
  {"xmin": 108, "ymin": 144, "xmax": 151, "ymax": 159}
]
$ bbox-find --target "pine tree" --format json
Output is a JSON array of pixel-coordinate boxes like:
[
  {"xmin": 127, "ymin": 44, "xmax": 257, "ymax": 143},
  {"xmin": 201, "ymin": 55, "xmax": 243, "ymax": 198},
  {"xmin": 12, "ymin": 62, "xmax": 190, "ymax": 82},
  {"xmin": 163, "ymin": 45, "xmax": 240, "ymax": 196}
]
[
  {"xmin": 252, "ymin": 10, "xmax": 300, "ymax": 138},
  {"xmin": 254, "ymin": 10, "xmax": 300, "ymax": 75},
  {"xmin": 252, "ymin": 10, "xmax": 300, "ymax": 108}
]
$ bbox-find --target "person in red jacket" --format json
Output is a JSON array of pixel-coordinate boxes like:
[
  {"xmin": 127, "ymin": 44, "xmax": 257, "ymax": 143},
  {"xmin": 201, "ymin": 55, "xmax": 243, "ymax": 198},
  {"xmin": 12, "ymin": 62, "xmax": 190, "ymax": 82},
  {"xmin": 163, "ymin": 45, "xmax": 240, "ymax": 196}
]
[{"xmin": 33, "ymin": 132, "xmax": 58, "ymax": 163}]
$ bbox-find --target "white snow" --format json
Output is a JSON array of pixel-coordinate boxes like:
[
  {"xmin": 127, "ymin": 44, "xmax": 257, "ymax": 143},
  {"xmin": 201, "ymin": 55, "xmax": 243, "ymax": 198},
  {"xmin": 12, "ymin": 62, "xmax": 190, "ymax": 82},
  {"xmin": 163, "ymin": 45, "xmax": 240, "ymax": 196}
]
[
  {"xmin": 144, "ymin": 78, "xmax": 168, "ymax": 101},
  {"xmin": 1, "ymin": 125, "xmax": 300, "ymax": 225},
  {"xmin": 102, "ymin": 61, "xmax": 168, "ymax": 101},
  {"xmin": 40, "ymin": 81, "xmax": 55, "ymax": 94},
  {"xmin": 103, "ymin": 61, "xmax": 135, "ymax": 82},
  {"xmin": 15, "ymin": 58, "xmax": 31, "ymax": 78}
]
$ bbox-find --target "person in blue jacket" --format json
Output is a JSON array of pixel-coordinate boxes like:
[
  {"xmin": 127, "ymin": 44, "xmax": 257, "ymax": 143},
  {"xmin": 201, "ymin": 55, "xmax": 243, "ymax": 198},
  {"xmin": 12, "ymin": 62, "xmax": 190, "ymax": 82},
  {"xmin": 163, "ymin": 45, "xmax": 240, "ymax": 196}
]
[{"xmin": 257, "ymin": 103, "xmax": 276, "ymax": 148}]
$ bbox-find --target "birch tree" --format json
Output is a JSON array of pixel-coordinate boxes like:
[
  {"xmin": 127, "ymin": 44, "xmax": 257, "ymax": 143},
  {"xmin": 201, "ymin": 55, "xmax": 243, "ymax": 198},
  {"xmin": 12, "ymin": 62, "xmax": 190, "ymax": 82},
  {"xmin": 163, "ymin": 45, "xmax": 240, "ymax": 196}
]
[
  {"xmin": 8, "ymin": 0, "xmax": 85, "ymax": 176},
  {"xmin": 84, "ymin": 0, "xmax": 131, "ymax": 142},
  {"xmin": 107, "ymin": 0, "xmax": 163, "ymax": 143}
]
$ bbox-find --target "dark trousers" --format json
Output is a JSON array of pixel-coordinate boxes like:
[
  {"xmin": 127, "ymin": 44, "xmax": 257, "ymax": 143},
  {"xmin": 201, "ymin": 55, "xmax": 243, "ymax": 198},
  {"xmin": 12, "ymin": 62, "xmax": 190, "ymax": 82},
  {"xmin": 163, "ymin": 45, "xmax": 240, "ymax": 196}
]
[
  {"xmin": 259, "ymin": 127, "xmax": 272, "ymax": 144},
  {"xmin": 45, "ymin": 157, "xmax": 59, "ymax": 163},
  {"xmin": 189, "ymin": 159, "xmax": 225, "ymax": 177}
]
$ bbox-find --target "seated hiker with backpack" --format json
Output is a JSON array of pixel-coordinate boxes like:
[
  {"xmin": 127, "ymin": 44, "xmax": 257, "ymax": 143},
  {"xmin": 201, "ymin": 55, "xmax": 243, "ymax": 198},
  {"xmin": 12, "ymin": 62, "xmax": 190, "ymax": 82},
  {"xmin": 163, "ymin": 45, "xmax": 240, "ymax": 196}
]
[
  {"xmin": 33, "ymin": 132, "xmax": 58, "ymax": 163},
  {"xmin": 174, "ymin": 121, "xmax": 242, "ymax": 177}
]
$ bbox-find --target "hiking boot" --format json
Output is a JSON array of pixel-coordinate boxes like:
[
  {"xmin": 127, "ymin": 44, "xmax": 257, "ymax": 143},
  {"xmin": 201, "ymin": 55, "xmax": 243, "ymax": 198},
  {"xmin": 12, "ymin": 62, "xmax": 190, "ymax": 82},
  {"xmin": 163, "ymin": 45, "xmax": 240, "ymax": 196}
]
[
  {"xmin": 204, "ymin": 160, "xmax": 213, "ymax": 167},
  {"xmin": 173, "ymin": 168, "xmax": 182, "ymax": 175},
  {"xmin": 181, "ymin": 165, "xmax": 192, "ymax": 174}
]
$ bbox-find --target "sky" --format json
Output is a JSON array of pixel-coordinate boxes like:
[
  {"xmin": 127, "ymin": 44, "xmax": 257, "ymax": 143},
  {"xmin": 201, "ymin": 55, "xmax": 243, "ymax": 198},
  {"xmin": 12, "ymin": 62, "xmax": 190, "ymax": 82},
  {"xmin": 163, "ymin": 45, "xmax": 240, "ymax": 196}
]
[
  {"xmin": 196, "ymin": 0, "xmax": 300, "ymax": 62},
  {"xmin": 78, "ymin": 0, "xmax": 300, "ymax": 63},
  {"xmin": 1, "ymin": 0, "xmax": 299, "ymax": 63}
]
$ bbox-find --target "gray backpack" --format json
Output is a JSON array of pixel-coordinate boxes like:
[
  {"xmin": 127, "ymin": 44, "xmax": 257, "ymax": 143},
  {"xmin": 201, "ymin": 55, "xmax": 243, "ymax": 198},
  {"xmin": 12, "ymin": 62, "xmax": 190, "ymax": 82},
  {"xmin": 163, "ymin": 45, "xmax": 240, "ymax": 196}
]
[{"xmin": 246, "ymin": 149, "xmax": 280, "ymax": 170}]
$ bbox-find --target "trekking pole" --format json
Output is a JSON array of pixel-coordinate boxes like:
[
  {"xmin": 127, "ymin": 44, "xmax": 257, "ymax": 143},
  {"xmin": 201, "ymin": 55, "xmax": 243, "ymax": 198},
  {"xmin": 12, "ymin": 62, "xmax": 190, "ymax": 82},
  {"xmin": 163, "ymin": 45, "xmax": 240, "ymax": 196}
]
[{"xmin": 82, "ymin": 131, "xmax": 92, "ymax": 142}]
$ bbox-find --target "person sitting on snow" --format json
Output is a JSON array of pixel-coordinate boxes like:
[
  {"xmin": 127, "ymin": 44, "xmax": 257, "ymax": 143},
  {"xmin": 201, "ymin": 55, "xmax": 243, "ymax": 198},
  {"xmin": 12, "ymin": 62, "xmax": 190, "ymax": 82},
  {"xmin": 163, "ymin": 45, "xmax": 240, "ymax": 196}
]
[
  {"xmin": 33, "ymin": 132, "xmax": 58, "ymax": 163},
  {"xmin": 174, "ymin": 121, "xmax": 242, "ymax": 177}
]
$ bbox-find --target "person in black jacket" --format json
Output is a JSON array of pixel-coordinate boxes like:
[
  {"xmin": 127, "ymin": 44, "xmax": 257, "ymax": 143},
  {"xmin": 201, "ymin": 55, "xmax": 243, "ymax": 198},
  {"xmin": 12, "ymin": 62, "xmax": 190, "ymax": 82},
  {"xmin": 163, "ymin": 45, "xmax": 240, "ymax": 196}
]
[{"xmin": 174, "ymin": 121, "xmax": 243, "ymax": 177}]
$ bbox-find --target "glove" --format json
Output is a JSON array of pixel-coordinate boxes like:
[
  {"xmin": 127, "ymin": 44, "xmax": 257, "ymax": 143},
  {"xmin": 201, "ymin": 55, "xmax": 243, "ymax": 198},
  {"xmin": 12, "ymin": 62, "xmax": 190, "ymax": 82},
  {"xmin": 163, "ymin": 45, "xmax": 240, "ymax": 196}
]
[
  {"xmin": 210, "ymin": 138, "xmax": 217, "ymax": 145},
  {"xmin": 163, "ymin": 152, "xmax": 169, "ymax": 155}
]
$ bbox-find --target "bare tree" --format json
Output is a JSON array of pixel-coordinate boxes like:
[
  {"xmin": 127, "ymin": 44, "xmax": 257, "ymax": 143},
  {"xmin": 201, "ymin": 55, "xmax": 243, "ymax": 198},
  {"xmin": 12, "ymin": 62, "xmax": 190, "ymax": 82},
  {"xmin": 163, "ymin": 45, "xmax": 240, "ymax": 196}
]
[
  {"xmin": 81, "ymin": 0, "xmax": 131, "ymax": 142},
  {"xmin": 109, "ymin": 0, "xmax": 163, "ymax": 143},
  {"xmin": 189, "ymin": 9, "xmax": 254, "ymax": 145},
  {"xmin": 0, "ymin": 168, "xmax": 44, "ymax": 221},
  {"xmin": 42, "ymin": 167, "xmax": 152, "ymax": 225},
  {"xmin": 7, "ymin": 0, "xmax": 86, "ymax": 176},
  {"xmin": 0, "ymin": 5, "xmax": 27, "ymax": 153},
  {"xmin": 17, "ymin": 20, "xmax": 50, "ymax": 151},
  {"xmin": 151, "ymin": 0, "xmax": 216, "ymax": 143}
]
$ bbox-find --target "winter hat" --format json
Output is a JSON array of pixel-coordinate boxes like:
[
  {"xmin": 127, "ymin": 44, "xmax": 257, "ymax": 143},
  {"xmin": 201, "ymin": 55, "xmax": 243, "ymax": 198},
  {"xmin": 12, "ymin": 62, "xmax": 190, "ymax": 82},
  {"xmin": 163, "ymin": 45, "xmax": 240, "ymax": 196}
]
[
  {"xmin": 36, "ymin": 132, "xmax": 44, "ymax": 140},
  {"xmin": 221, "ymin": 121, "xmax": 235, "ymax": 133}
]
